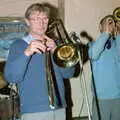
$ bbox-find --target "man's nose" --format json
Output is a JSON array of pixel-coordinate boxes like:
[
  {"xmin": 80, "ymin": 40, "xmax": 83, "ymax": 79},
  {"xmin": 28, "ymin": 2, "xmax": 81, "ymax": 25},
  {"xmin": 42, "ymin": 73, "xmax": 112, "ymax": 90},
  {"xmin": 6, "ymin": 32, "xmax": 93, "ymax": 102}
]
[{"xmin": 38, "ymin": 19, "xmax": 44, "ymax": 25}]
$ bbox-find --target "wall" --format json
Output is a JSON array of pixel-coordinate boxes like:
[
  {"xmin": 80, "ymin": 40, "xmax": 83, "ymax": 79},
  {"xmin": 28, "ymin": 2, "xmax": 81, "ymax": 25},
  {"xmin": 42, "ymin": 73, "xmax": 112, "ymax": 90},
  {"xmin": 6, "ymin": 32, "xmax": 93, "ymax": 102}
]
[
  {"xmin": 0, "ymin": 0, "xmax": 119, "ymax": 118},
  {"xmin": 0, "ymin": 0, "xmax": 58, "ymax": 17},
  {"xmin": 65, "ymin": 0, "xmax": 119, "ymax": 39}
]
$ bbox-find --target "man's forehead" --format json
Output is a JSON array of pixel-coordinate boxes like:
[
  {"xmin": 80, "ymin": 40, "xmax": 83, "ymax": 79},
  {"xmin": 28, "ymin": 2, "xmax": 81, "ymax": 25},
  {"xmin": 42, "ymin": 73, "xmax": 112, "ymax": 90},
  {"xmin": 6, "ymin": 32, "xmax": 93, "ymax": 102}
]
[
  {"xmin": 106, "ymin": 16, "xmax": 113, "ymax": 20},
  {"xmin": 102, "ymin": 16, "xmax": 114, "ymax": 23},
  {"xmin": 30, "ymin": 11, "xmax": 48, "ymax": 17},
  {"xmin": 104, "ymin": 15, "xmax": 114, "ymax": 21}
]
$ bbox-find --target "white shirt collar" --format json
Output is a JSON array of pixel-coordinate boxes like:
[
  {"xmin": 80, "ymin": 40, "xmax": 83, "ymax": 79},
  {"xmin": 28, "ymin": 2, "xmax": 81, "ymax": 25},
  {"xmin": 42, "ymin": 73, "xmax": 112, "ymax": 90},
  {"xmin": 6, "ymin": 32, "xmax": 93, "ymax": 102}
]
[{"xmin": 22, "ymin": 34, "xmax": 36, "ymax": 44}]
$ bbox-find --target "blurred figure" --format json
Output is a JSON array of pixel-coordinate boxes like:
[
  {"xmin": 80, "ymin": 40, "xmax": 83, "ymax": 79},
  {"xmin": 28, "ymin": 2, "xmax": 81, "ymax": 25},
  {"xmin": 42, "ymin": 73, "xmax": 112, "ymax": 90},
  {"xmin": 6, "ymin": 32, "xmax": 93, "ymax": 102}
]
[{"xmin": 88, "ymin": 15, "xmax": 120, "ymax": 120}]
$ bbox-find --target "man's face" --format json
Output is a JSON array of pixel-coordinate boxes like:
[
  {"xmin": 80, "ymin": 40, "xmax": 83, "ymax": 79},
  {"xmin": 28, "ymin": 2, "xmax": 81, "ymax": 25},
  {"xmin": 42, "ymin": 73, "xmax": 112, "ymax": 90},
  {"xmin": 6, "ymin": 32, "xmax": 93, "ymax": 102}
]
[{"xmin": 26, "ymin": 11, "xmax": 49, "ymax": 36}]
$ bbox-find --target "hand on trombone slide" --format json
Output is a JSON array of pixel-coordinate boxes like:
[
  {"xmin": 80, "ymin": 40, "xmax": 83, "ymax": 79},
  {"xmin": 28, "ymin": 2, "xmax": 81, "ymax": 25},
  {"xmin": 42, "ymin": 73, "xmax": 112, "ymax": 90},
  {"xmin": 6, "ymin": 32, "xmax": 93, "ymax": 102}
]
[{"xmin": 24, "ymin": 34, "xmax": 56, "ymax": 56}]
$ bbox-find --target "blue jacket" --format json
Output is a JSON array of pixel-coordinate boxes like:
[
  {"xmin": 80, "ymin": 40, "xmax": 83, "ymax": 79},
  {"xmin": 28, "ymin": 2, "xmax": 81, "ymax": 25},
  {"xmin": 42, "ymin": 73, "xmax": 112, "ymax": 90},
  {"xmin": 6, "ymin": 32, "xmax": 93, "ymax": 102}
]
[
  {"xmin": 89, "ymin": 32, "xmax": 120, "ymax": 99},
  {"xmin": 4, "ymin": 38, "xmax": 75, "ymax": 114}
]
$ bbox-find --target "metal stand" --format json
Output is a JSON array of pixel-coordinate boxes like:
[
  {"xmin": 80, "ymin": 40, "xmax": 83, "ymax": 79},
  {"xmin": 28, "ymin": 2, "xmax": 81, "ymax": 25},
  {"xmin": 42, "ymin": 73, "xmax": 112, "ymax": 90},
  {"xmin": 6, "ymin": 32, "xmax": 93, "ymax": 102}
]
[
  {"xmin": 78, "ymin": 31, "xmax": 101, "ymax": 120},
  {"xmin": 70, "ymin": 32, "xmax": 92, "ymax": 120},
  {"xmin": 77, "ymin": 48, "xmax": 92, "ymax": 120},
  {"xmin": 78, "ymin": 45, "xmax": 101, "ymax": 120}
]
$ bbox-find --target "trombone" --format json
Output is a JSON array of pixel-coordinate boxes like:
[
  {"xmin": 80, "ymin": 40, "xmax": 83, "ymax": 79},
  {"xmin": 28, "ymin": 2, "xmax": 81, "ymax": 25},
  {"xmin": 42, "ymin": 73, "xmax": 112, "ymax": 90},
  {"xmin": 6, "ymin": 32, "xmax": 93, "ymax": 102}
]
[
  {"xmin": 113, "ymin": 7, "xmax": 120, "ymax": 22},
  {"xmin": 47, "ymin": 19, "xmax": 79, "ymax": 68},
  {"xmin": 113, "ymin": 7, "xmax": 120, "ymax": 36},
  {"xmin": 45, "ymin": 18, "xmax": 80, "ymax": 109}
]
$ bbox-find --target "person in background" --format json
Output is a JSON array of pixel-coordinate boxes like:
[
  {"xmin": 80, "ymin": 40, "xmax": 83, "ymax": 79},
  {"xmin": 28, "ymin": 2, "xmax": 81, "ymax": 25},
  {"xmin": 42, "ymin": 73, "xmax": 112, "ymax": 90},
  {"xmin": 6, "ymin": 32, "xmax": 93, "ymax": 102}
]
[
  {"xmin": 4, "ymin": 3, "xmax": 76, "ymax": 120},
  {"xmin": 88, "ymin": 15, "xmax": 120, "ymax": 120}
]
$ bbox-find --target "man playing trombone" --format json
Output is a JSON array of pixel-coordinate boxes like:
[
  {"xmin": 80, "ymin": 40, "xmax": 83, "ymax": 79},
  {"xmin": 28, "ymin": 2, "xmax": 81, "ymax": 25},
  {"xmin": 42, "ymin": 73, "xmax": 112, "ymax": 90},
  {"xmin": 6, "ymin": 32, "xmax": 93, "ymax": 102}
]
[{"xmin": 4, "ymin": 3, "xmax": 76, "ymax": 120}]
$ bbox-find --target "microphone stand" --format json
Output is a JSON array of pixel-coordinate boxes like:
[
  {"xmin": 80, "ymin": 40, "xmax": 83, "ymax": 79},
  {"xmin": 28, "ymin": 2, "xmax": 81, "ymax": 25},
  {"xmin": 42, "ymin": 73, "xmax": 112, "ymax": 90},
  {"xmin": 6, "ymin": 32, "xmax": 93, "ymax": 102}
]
[
  {"xmin": 77, "ymin": 46, "xmax": 92, "ymax": 120},
  {"xmin": 70, "ymin": 31, "xmax": 92, "ymax": 119},
  {"xmin": 73, "ymin": 31, "xmax": 102, "ymax": 120},
  {"xmin": 78, "ymin": 43, "xmax": 101, "ymax": 120},
  {"xmin": 79, "ymin": 31, "xmax": 101, "ymax": 120}
]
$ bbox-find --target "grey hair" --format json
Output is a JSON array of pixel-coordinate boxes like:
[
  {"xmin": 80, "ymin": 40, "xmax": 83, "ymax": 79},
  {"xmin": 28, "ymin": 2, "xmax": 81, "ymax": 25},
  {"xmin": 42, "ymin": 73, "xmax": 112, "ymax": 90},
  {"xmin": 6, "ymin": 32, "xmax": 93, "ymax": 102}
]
[{"xmin": 25, "ymin": 3, "xmax": 50, "ymax": 19}]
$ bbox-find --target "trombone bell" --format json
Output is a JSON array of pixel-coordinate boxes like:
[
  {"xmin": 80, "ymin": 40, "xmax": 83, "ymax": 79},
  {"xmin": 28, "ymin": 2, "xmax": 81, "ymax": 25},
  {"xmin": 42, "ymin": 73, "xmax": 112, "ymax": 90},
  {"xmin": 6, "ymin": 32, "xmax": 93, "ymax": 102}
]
[
  {"xmin": 113, "ymin": 7, "xmax": 120, "ymax": 22},
  {"xmin": 47, "ymin": 19, "xmax": 79, "ymax": 68},
  {"xmin": 53, "ymin": 43, "xmax": 79, "ymax": 67}
]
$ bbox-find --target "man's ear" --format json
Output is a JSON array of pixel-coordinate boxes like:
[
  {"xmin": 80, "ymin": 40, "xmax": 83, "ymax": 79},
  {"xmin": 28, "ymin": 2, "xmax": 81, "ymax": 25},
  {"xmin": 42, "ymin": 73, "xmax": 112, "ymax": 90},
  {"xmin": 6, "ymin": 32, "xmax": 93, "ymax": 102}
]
[{"xmin": 25, "ymin": 19, "xmax": 30, "ymax": 26}]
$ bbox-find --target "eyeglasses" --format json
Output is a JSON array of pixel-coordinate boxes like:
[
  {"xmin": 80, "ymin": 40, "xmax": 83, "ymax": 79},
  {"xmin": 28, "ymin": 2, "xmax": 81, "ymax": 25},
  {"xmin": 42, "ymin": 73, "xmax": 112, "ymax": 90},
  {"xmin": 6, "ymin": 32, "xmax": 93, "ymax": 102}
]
[{"xmin": 29, "ymin": 17, "xmax": 49, "ymax": 22}]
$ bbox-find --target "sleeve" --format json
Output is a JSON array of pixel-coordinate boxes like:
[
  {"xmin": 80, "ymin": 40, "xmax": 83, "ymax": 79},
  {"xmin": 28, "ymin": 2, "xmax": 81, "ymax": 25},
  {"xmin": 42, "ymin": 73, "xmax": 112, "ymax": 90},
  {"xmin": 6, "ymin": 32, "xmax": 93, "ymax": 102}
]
[
  {"xmin": 52, "ymin": 58, "xmax": 76, "ymax": 79},
  {"xmin": 88, "ymin": 32, "xmax": 110, "ymax": 61},
  {"xmin": 4, "ymin": 40, "xmax": 31, "ymax": 83},
  {"xmin": 58, "ymin": 66, "xmax": 75, "ymax": 79}
]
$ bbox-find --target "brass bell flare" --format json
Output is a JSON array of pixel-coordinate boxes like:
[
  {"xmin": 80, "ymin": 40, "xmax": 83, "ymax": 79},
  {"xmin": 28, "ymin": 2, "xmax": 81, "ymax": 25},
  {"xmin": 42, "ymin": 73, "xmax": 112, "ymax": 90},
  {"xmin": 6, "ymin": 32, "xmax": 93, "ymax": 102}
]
[
  {"xmin": 113, "ymin": 7, "xmax": 120, "ymax": 22},
  {"xmin": 53, "ymin": 43, "xmax": 79, "ymax": 67}
]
